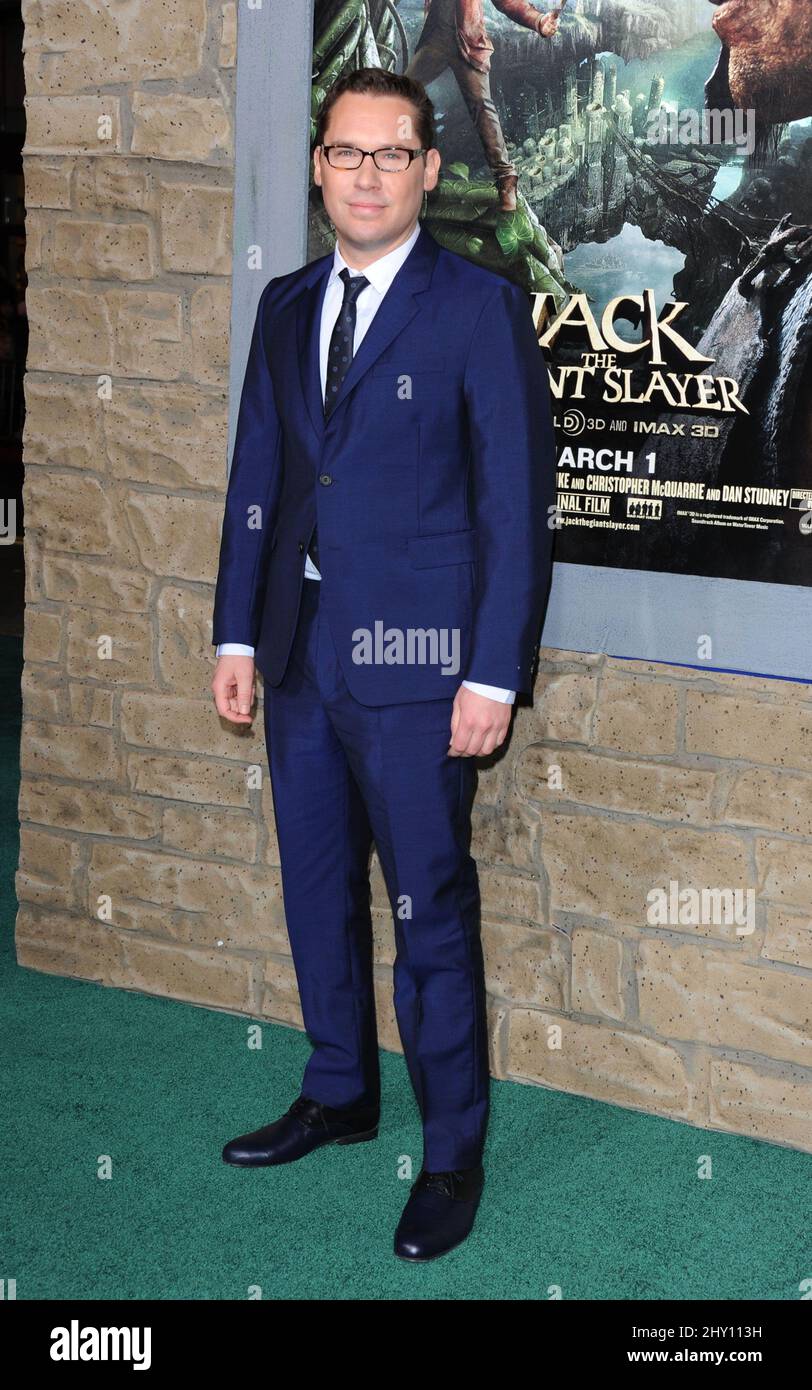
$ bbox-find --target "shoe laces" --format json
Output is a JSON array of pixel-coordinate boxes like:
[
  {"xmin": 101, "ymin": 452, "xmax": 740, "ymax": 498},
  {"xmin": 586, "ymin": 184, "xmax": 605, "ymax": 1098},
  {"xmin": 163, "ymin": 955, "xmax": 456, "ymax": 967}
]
[
  {"xmin": 289, "ymin": 1095, "xmax": 322, "ymax": 1128},
  {"xmin": 418, "ymin": 1169, "xmax": 465, "ymax": 1197}
]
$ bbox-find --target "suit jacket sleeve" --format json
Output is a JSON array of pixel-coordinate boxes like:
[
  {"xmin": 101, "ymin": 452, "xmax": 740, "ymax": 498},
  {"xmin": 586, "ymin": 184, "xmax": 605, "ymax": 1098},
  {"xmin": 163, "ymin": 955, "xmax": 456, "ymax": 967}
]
[
  {"xmin": 462, "ymin": 279, "xmax": 555, "ymax": 694},
  {"xmin": 212, "ymin": 279, "xmax": 282, "ymax": 649}
]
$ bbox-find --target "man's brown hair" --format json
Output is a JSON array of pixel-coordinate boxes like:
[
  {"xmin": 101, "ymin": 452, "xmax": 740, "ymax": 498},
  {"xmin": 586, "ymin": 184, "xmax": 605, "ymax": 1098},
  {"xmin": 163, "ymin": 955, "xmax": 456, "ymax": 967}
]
[{"xmin": 313, "ymin": 66, "xmax": 436, "ymax": 154}]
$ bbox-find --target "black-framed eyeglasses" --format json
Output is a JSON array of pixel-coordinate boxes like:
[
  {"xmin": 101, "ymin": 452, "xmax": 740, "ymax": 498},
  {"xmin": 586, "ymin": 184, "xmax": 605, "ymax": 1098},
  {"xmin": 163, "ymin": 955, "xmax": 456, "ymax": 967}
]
[{"xmin": 321, "ymin": 144, "xmax": 427, "ymax": 172}]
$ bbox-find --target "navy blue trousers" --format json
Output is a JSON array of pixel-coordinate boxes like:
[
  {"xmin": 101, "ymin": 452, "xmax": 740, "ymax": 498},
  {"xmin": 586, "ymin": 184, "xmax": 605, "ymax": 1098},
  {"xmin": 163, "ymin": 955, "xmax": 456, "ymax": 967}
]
[{"xmin": 262, "ymin": 575, "xmax": 490, "ymax": 1171}]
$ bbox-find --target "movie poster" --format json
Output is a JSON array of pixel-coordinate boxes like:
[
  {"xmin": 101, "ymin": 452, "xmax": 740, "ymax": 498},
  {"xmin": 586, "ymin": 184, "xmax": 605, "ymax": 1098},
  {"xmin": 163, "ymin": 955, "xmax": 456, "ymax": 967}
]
[{"xmin": 306, "ymin": 0, "xmax": 812, "ymax": 596}]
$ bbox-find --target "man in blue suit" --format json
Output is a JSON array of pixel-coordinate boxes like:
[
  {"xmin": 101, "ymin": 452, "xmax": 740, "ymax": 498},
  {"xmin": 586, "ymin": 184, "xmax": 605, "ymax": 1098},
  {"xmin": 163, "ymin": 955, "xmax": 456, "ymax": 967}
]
[{"xmin": 211, "ymin": 66, "xmax": 555, "ymax": 1260}]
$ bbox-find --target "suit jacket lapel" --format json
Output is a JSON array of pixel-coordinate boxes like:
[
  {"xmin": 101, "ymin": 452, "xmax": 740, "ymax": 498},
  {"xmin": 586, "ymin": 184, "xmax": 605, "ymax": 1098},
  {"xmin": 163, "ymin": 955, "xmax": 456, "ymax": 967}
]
[{"xmin": 294, "ymin": 224, "xmax": 440, "ymax": 444}]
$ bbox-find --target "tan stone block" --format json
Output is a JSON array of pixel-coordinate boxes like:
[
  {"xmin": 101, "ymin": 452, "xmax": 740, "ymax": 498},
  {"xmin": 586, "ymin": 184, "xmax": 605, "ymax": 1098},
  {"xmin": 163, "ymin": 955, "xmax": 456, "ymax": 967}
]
[
  {"xmin": 156, "ymin": 583, "xmax": 219, "ymax": 695},
  {"xmin": 709, "ymin": 1058, "xmax": 812, "ymax": 1152},
  {"xmin": 19, "ymin": 779, "xmax": 160, "ymax": 840},
  {"xmin": 605, "ymin": 656, "xmax": 704, "ymax": 682},
  {"xmin": 479, "ymin": 868, "xmax": 544, "ymax": 923},
  {"xmin": 470, "ymin": 799, "xmax": 539, "ymax": 870},
  {"xmin": 25, "ymin": 209, "xmax": 44, "ymax": 269},
  {"xmin": 131, "ymin": 94, "xmax": 231, "ymax": 163},
  {"xmin": 23, "ymin": 158, "xmax": 72, "ymax": 208},
  {"xmin": 756, "ymin": 837, "xmax": 812, "ymax": 912},
  {"xmin": 105, "ymin": 383, "xmax": 227, "ymax": 490},
  {"xmin": 23, "ymin": 377, "xmax": 106, "ymax": 471},
  {"xmin": 260, "ymin": 956, "xmax": 304, "ymax": 1027},
  {"xmin": 87, "ymin": 842, "xmax": 287, "ymax": 951},
  {"xmin": 15, "ymin": 903, "xmax": 126, "ymax": 982},
  {"xmin": 471, "ymin": 757, "xmax": 508, "ymax": 806},
  {"xmin": 507, "ymin": 1008, "xmax": 691, "ymax": 1114},
  {"xmin": 539, "ymin": 646, "xmax": 602, "ymax": 667},
  {"xmin": 487, "ymin": 1000, "xmax": 510, "ymax": 1078},
  {"xmin": 43, "ymin": 557, "xmax": 151, "ymax": 613},
  {"xmin": 372, "ymin": 908, "xmax": 395, "ymax": 968},
  {"xmin": 518, "ymin": 745, "xmax": 716, "ymax": 823},
  {"xmin": 126, "ymin": 751, "xmax": 252, "ymax": 808},
  {"xmin": 523, "ymin": 669, "xmax": 598, "ymax": 744},
  {"xmin": 121, "ymin": 690, "xmax": 265, "ymax": 762},
  {"xmin": 724, "ymin": 767, "xmax": 812, "ymax": 837},
  {"xmin": 24, "ymin": 468, "xmax": 116, "ymax": 554},
  {"xmin": 119, "ymin": 937, "xmax": 254, "ymax": 1010},
  {"xmin": 373, "ymin": 971, "xmax": 401, "ymax": 1054},
  {"xmin": 23, "ymin": 0, "xmax": 206, "ymax": 90},
  {"xmin": 24, "ymin": 96, "xmax": 122, "ymax": 154},
  {"xmin": 699, "ymin": 671, "xmax": 812, "ymax": 702},
  {"xmin": 159, "ymin": 183, "xmax": 232, "ymax": 274},
  {"xmin": 106, "ymin": 290, "xmax": 186, "ymax": 379},
  {"xmin": 686, "ymin": 691, "xmax": 812, "ymax": 772},
  {"xmin": 20, "ymin": 664, "xmax": 64, "ymax": 720},
  {"xmin": 189, "ymin": 282, "xmax": 231, "ymax": 384},
  {"xmin": 21, "ymin": 719, "xmax": 120, "ymax": 782},
  {"xmin": 25, "ymin": 286, "xmax": 113, "ymax": 372},
  {"xmin": 219, "ymin": 4, "xmax": 237, "ymax": 67},
  {"xmin": 124, "ymin": 491, "xmax": 222, "ymax": 580},
  {"xmin": 65, "ymin": 608, "xmax": 153, "ymax": 684},
  {"xmin": 370, "ymin": 850, "xmax": 390, "ymax": 913},
  {"xmin": 52, "ymin": 219, "xmax": 155, "ymax": 281},
  {"xmin": 594, "ymin": 674, "xmax": 679, "ymax": 754},
  {"xmin": 482, "ymin": 920, "xmax": 568, "ymax": 1009},
  {"xmin": 24, "ymin": 608, "xmax": 62, "ymax": 662},
  {"xmin": 571, "ymin": 927, "xmax": 625, "ymax": 1020},
  {"xmin": 162, "ymin": 805, "xmax": 259, "ymax": 861},
  {"xmin": 16, "ymin": 825, "xmax": 82, "ymax": 909},
  {"xmin": 22, "ymin": 527, "xmax": 45, "ymax": 603},
  {"xmin": 638, "ymin": 938, "xmax": 812, "ymax": 1067},
  {"xmin": 68, "ymin": 683, "xmax": 115, "ymax": 727},
  {"xmin": 73, "ymin": 159, "xmax": 151, "ymax": 214},
  {"xmin": 260, "ymin": 776, "xmax": 281, "ymax": 866},
  {"xmin": 543, "ymin": 812, "xmax": 752, "ymax": 931},
  {"xmin": 762, "ymin": 905, "xmax": 812, "ymax": 969}
]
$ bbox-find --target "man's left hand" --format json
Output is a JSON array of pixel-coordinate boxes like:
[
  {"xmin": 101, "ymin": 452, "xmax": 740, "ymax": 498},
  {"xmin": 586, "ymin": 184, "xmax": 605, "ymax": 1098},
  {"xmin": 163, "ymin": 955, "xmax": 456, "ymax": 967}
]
[
  {"xmin": 448, "ymin": 685, "xmax": 513, "ymax": 758},
  {"xmin": 538, "ymin": 12, "xmax": 560, "ymax": 38}
]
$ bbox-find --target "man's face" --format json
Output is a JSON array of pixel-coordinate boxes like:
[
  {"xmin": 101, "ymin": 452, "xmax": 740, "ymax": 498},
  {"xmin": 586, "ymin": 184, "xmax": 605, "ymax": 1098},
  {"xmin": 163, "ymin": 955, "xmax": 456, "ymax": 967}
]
[
  {"xmin": 707, "ymin": 0, "xmax": 812, "ymax": 123},
  {"xmin": 313, "ymin": 92, "xmax": 440, "ymax": 262}
]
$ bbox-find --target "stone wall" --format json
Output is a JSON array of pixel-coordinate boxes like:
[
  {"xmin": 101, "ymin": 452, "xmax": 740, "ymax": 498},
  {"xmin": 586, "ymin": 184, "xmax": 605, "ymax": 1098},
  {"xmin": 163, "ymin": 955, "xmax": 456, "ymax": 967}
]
[{"xmin": 14, "ymin": 2, "xmax": 812, "ymax": 1154}]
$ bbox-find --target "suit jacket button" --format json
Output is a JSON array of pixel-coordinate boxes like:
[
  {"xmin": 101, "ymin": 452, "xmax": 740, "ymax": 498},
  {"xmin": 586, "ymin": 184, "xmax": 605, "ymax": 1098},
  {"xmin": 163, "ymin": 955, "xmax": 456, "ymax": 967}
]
[
  {"xmin": 319, "ymin": 473, "xmax": 332, "ymax": 485},
  {"xmin": 298, "ymin": 541, "xmax": 304, "ymax": 553}
]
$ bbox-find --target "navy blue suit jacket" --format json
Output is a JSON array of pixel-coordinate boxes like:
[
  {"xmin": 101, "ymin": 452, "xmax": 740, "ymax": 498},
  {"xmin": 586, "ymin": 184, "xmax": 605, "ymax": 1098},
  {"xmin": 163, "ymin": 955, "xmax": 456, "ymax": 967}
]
[{"xmin": 212, "ymin": 223, "xmax": 556, "ymax": 704}]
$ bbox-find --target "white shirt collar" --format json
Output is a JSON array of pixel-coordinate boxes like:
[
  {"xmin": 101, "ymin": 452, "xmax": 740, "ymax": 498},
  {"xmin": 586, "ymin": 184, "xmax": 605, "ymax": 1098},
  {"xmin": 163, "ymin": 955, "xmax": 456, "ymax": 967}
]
[{"xmin": 329, "ymin": 221, "xmax": 421, "ymax": 295}]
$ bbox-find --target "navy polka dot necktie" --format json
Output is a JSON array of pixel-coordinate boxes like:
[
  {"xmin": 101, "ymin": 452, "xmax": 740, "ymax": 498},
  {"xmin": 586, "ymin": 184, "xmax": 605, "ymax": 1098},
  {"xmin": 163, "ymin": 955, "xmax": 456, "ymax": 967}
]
[
  {"xmin": 309, "ymin": 268, "xmax": 370, "ymax": 569},
  {"xmin": 324, "ymin": 267, "xmax": 370, "ymax": 419}
]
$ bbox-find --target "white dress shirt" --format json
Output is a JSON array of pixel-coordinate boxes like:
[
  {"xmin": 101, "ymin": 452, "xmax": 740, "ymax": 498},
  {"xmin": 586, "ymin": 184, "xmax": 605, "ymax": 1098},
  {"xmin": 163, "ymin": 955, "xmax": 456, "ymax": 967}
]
[{"xmin": 217, "ymin": 222, "xmax": 515, "ymax": 704}]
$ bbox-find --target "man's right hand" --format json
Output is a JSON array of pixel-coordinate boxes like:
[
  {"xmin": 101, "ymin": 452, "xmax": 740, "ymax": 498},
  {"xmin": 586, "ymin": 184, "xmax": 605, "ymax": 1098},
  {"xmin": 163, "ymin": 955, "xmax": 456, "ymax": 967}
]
[{"xmin": 212, "ymin": 654, "xmax": 256, "ymax": 724}]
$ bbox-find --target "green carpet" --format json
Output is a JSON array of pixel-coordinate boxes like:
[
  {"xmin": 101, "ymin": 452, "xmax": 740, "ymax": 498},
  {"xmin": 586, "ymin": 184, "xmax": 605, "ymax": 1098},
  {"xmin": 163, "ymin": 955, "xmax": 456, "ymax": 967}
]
[{"xmin": 1, "ymin": 633, "xmax": 810, "ymax": 1300}]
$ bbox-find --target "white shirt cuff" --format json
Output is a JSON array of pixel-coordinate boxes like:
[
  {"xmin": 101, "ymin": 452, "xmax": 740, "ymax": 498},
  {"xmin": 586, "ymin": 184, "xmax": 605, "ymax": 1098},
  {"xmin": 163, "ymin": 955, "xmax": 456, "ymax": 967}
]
[
  {"xmin": 216, "ymin": 643, "xmax": 255, "ymax": 657},
  {"xmin": 462, "ymin": 680, "xmax": 516, "ymax": 704}
]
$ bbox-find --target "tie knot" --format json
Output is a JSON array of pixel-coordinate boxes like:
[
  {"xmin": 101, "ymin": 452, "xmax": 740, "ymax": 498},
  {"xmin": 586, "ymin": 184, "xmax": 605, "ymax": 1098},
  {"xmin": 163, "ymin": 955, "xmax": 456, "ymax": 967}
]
[{"xmin": 339, "ymin": 266, "xmax": 370, "ymax": 303}]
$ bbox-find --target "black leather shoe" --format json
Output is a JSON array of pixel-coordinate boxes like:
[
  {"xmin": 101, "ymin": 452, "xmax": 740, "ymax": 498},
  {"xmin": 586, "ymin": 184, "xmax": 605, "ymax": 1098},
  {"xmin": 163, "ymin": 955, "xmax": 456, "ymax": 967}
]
[
  {"xmin": 394, "ymin": 1165, "xmax": 485, "ymax": 1261},
  {"xmin": 222, "ymin": 1095, "xmax": 379, "ymax": 1166}
]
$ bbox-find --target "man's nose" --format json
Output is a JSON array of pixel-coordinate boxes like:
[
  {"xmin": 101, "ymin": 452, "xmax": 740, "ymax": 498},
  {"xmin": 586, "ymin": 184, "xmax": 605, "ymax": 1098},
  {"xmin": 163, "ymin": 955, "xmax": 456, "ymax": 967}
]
[{"xmin": 354, "ymin": 152, "xmax": 382, "ymax": 182}]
